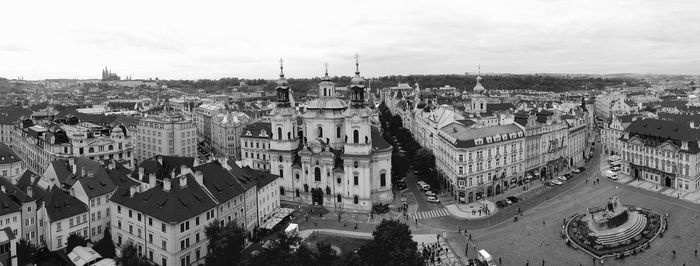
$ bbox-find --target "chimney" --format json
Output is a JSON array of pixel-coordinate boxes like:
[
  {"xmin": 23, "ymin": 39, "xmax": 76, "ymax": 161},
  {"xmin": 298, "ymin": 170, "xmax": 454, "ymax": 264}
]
[
  {"xmin": 70, "ymin": 158, "xmax": 77, "ymax": 174},
  {"xmin": 138, "ymin": 167, "xmax": 145, "ymax": 181},
  {"xmin": 163, "ymin": 178, "xmax": 172, "ymax": 192},
  {"xmin": 129, "ymin": 186, "xmax": 137, "ymax": 198},
  {"xmin": 170, "ymin": 169, "xmax": 176, "ymax": 179},
  {"xmin": 194, "ymin": 171, "xmax": 203, "ymax": 186},
  {"xmin": 30, "ymin": 174, "xmax": 36, "ymax": 184},
  {"xmin": 11, "ymin": 176, "xmax": 17, "ymax": 186},
  {"xmin": 156, "ymin": 155, "xmax": 163, "ymax": 166},
  {"xmin": 193, "ymin": 157, "xmax": 200, "ymax": 167},
  {"xmin": 149, "ymin": 174, "xmax": 156, "ymax": 188},
  {"xmin": 87, "ymin": 170, "xmax": 94, "ymax": 177},
  {"xmin": 179, "ymin": 175, "xmax": 187, "ymax": 188},
  {"xmin": 180, "ymin": 164, "xmax": 189, "ymax": 175},
  {"xmin": 27, "ymin": 186, "xmax": 33, "ymax": 198}
]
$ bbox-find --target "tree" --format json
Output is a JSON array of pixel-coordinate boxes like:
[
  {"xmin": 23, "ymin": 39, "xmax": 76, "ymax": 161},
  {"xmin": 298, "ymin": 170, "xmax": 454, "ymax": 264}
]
[
  {"xmin": 93, "ymin": 228, "xmax": 116, "ymax": 258},
  {"xmin": 316, "ymin": 242, "xmax": 336, "ymax": 266},
  {"xmin": 414, "ymin": 148, "xmax": 441, "ymax": 192},
  {"xmin": 17, "ymin": 239, "xmax": 40, "ymax": 266},
  {"xmin": 117, "ymin": 242, "xmax": 150, "ymax": 266},
  {"xmin": 358, "ymin": 220, "xmax": 423, "ymax": 266},
  {"xmin": 390, "ymin": 115, "xmax": 403, "ymax": 135},
  {"xmin": 244, "ymin": 232, "xmax": 317, "ymax": 266},
  {"xmin": 391, "ymin": 153, "xmax": 409, "ymax": 181},
  {"xmin": 65, "ymin": 234, "xmax": 87, "ymax": 253},
  {"xmin": 205, "ymin": 220, "xmax": 246, "ymax": 266}
]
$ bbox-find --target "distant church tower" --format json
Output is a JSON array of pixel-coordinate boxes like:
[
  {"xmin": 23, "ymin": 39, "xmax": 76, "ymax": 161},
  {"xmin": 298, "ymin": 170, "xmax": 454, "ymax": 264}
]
[
  {"xmin": 343, "ymin": 54, "xmax": 372, "ymax": 155},
  {"xmin": 268, "ymin": 59, "xmax": 300, "ymax": 187}
]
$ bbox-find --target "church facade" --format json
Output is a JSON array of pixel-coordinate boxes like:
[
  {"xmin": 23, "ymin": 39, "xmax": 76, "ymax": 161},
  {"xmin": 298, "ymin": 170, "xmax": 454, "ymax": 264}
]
[{"xmin": 268, "ymin": 59, "xmax": 393, "ymax": 212}]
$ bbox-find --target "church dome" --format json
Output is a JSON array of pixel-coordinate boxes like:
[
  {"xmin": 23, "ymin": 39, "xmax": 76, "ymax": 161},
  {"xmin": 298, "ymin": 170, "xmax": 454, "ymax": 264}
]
[{"xmin": 306, "ymin": 97, "xmax": 348, "ymax": 110}]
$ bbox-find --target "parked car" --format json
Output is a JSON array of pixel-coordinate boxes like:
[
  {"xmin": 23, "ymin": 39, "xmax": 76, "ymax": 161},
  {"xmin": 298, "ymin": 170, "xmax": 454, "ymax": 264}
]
[
  {"xmin": 506, "ymin": 196, "xmax": 521, "ymax": 203},
  {"xmin": 495, "ymin": 200, "xmax": 507, "ymax": 208},
  {"xmin": 396, "ymin": 182, "xmax": 407, "ymax": 190},
  {"xmin": 417, "ymin": 181, "xmax": 426, "ymax": 186},
  {"xmin": 610, "ymin": 166, "xmax": 621, "ymax": 172},
  {"xmin": 544, "ymin": 181, "xmax": 556, "ymax": 187},
  {"xmin": 564, "ymin": 173, "xmax": 573, "ymax": 179},
  {"xmin": 577, "ymin": 167, "xmax": 586, "ymax": 172},
  {"xmin": 425, "ymin": 191, "xmax": 436, "ymax": 197},
  {"xmin": 426, "ymin": 196, "xmax": 440, "ymax": 203},
  {"xmin": 572, "ymin": 168, "xmax": 582, "ymax": 173},
  {"xmin": 551, "ymin": 179, "xmax": 563, "ymax": 185},
  {"xmin": 558, "ymin": 176, "xmax": 568, "ymax": 182},
  {"xmin": 420, "ymin": 184, "xmax": 431, "ymax": 191}
]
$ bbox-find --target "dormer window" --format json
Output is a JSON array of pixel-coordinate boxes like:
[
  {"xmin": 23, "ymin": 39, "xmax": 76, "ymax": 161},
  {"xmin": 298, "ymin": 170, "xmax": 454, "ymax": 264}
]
[
  {"xmin": 246, "ymin": 131, "xmax": 252, "ymax": 136},
  {"xmin": 682, "ymin": 141, "xmax": 689, "ymax": 150},
  {"xmin": 486, "ymin": 137, "xmax": 492, "ymax": 144},
  {"xmin": 475, "ymin": 139, "xmax": 483, "ymax": 145}
]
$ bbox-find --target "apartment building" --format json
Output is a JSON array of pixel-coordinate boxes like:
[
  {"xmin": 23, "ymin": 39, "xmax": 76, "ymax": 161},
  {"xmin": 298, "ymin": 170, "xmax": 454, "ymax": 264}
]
[
  {"xmin": 435, "ymin": 122, "xmax": 526, "ymax": 202},
  {"xmin": 194, "ymin": 103, "xmax": 224, "ymax": 144},
  {"xmin": 210, "ymin": 112, "xmax": 251, "ymax": 159},
  {"xmin": 0, "ymin": 144, "xmax": 23, "ymax": 180},
  {"xmin": 239, "ymin": 122, "xmax": 271, "ymax": 171},
  {"xmin": 620, "ymin": 119, "xmax": 700, "ymax": 191},
  {"xmin": 135, "ymin": 113, "xmax": 197, "ymax": 163},
  {"xmin": 36, "ymin": 186, "xmax": 89, "ymax": 251},
  {"xmin": 515, "ymin": 110, "xmax": 569, "ymax": 179},
  {"xmin": 11, "ymin": 118, "xmax": 134, "ymax": 175},
  {"xmin": 110, "ymin": 174, "xmax": 218, "ymax": 266}
]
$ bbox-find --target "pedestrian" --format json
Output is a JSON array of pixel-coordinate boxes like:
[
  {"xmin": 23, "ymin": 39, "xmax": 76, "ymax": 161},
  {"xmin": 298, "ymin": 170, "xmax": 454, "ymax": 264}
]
[
  {"xmin": 314, "ymin": 222, "xmax": 317, "ymax": 227},
  {"xmin": 526, "ymin": 260, "xmax": 529, "ymax": 266},
  {"xmin": 465, "ymin": 244, "xmax": 468, "ymax": 256},
  {"xmin": 542, "ymin": 259, "xmax": 545, "ymax": 266},
  {"xmin": 586, "ymin": 179, "xmax": 588, "ymax": 184},
  {"xmin": 415, "ymin": 217, "xmax": 418, "ymax": 224},
  {"xmin": 499, "ymin": 257, "xmax": 502, "ymax": 264}
]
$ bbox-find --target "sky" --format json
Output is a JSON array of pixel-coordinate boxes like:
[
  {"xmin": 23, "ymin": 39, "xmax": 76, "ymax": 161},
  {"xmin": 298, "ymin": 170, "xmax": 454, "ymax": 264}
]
[{"xmin": 1, "ymin": 0, "xmax": 699, "ymax": 80}]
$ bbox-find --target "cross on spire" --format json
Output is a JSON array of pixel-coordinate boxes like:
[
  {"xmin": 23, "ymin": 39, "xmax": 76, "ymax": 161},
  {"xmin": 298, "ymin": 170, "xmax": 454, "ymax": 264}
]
[{"xmin": 279, "ymin": 58, "xmax": 285, "ymax": 77}]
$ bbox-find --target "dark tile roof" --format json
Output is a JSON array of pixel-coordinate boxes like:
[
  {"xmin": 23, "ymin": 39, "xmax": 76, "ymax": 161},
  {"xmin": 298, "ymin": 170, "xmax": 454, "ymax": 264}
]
[
  {"xmin": 440, "ymin": 123, "xmax": 524, "ymax": 149},
  {"xmin": 39, "ymin": 186, "xmax": 88, "ymax": 222},
  {"xmin": 371, "ymin": 126, "xmax": 392, "ymax": 151},
  {"xmin": 658, "ymin": 113, "xmax": 700, "ymax": 125},
  {"xmin": 227, "ymin": 162, "xmax": 257, "ymax": 190},
  {"xmin": 50, "ymin": 158, "xmax": 117, "ymax": 197},
  {"xmin": 107, "ymin": 102, "xmax": 139, "ymax": 111},
  {"xmin": 16, "ymin": 170, "xmax": 47, "ymax": 201},
  {"xmin": 110, "ymin": 174, "xmax": 218, "ymax": 223},
  {"xmin": 0, "ymin": 177, "xmax": 32, "ymax": 203},
  {"xmin": 133, "ymin": 156, "xmax": 195, "ymax": 182},
  {"xmin": 0, "ymin": 106, "xmax": 31, "ymax": 124},
  {"xmin": 191, "ymin": 161, "xmax": 246, "ymax": 203},
  {"xmin": 659, "ymin": 100, "xmax": 687, "ymax": 109},
  {"xmin": 625, "ymin": 119, "xmax": 700, "ymax": 143},
  {"xmin": 240, "ymin": 122, "xmax": 271, "ymax": 138},
  {"xmin": 105, "ymin": 161, "xmax": 140, "ymax": 189},
  {"xmin": 0, "ymin": 143, "xmax": 21, "ymax": 164},
  {"xmin": 55, "ymin": 110, "xmax": 118, "ymax": 127},
  {"xmin": 0, "ymin": 187, "xmax": 22, "ymax": 216}
]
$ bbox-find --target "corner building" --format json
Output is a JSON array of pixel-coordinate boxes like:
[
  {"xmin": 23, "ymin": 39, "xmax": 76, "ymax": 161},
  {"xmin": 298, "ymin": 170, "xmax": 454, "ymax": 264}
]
[{"xmin": 266, "ymin": 60, "xmax": 393, "ymax": 212}]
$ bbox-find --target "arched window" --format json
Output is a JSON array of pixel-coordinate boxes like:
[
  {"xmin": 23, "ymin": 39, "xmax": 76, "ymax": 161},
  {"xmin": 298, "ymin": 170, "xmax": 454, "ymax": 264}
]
[
  {"xmin": 337, "ymin": 194, "xmax": 342, "ymax": 202},
  {"xmin": 318, "ymin": 127, "xmax": 323, "ymax": 138},
  {"xmin": 295, "ymin": 189, "xmax": 300, "ymax": 197},
  {"xmin": 287, "ymin": 132, "xmax": 291, "ymax": 139},
  {"xmin": 336, "ymin": 126, "xmax": 341, "ymax": 138},
  {"xmin": 89, "ymin": 147, "xmax": 94, "ymax": 153},
  {"xmin": 480, "ymin": 102, "xmax": 484, "ymax": 110},
  {"xmin": 325, "ymin": 186, "xmax": 331, "ymax": 195},
  {"xmin": 314, "ymin": 167, "xmax": 321, "ymax": 182},
  {"xmin": 354, "ymin": 161, "xmax": 359, "ymax": 168},
  {"xmin": 353, "ymin": 176, "xmax": 359, "ymax": 185},
  {"xmin": 280, "ymin": 187, "xmax": 285, "ymax": 195},
  {"xmin": 277, "ymin": 127, "xmax": 282, "ymax": 140},
  {"xmin": 303, "ymin": 184, "xmax": 309, "ymax": 192},
  {"xmin": 108, "ymin": 145, "xmax": 113, "ymax": 150},
  {"xmin": 353, "ymin": 195, "xmax": 359, "ymax": 204},
  {"xmin": 353, "ymin": 130, "xmax": 359, "ymax": 143},
  {"xmin": 380, "ymin": 173, "xmax": 386, "ymax": 187},
  {"xmin": 324, "ymin": 88, "xmax": 327, "ymax": 96},
  {"xmin": 336, "ymin": 177, "xmax": 342, "ymax": 184},
  {"xmin": 295, "ymin": 173, "xmax": 300, "ymax": 180}
]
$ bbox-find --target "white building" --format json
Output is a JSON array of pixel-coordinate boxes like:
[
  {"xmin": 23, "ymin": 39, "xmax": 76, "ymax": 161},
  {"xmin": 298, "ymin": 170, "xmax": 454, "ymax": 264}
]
[
  {"xmin": 135, "ymin": 113, "xmax": 197, "ymax": 163},
  {"xmin": 240, "ymin": 122, "xmax": 272, "ymax": 171},
  {"xmin": 0, "ymin": 144, "xmax": 23, "ymax": 180},
  {"xmin": 37, "ymin": 186, "xmax": 89, "ymax": 251},
  {"xmin": 210, "ymin": 112, "xmax": 251, "ymax": 159},
  {"xmin": 267, "ymin": 60, "xmax": 393, "ymax": 212}
]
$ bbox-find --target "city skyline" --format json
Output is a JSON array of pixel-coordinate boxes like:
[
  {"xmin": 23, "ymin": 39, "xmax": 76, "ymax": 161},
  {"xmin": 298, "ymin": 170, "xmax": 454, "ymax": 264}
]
[{"xmin": 1, "ymin": 0, "xmax": 699, "ymax": 80}]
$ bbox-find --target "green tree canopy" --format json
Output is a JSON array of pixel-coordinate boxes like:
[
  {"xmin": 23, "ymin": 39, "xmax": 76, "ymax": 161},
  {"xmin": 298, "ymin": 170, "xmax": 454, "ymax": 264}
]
[
  {"xmin": 66, "ymin": 234, "xmax": 87, "ymax": 253},
  {"xmin": 117, "ymin": 242, "xmax": 150, "ymax": 266},
  {"xmin": 93, "ymin": 228, "xmax": 116, "ymax": 258},
  {"xmin": 358, "ymin": 220, "xmax": 423, "ymax": 266}
]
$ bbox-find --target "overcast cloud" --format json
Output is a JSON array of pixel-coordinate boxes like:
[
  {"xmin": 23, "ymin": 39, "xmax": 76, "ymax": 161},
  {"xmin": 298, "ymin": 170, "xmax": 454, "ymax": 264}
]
[{"xmin": 1, "ymin": 0, "xmax": 699, "ymax": 80}]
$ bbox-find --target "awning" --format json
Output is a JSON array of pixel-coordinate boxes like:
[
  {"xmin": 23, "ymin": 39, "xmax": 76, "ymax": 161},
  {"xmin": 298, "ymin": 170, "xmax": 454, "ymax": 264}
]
[{"xmin": 261, "ymin": 208, "xmax": 295, "ymax": 230}]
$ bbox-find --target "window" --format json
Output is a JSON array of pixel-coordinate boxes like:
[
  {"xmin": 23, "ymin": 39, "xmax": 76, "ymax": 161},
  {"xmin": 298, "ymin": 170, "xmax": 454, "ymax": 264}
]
[
  {"xmin": 354, "ymin": 176, "xmax": 359, "ymax": 186},
  {"xmin": 162, "ymin": 223, "xmax": 166, "ymax": 233},
  {"xmin": 149, "ymin": 218, "xmax": 153, "ymax": 226},
  {"xmin": 314, "ymin": 167, "xmax": 321, "ymax": 182},
  {"xmin": 353, "ymin": 195, "xmax": 359, "ymax": 204},
  {"xmin": 380, "ymin": 173, "xmax": 386, "ymax": 187},
  {"xmin": 353, "ymin": 130, "xmax": 359, "ymax": 143},
  {"xmin": 279, "ymin": 169, "xmax": 284, "ymax": 178},
  {"xmin": 337, "ymin": 194, "xmax": 342, "ymax": 202},
  {"xmin": 354, "ymin": 161, "xmax": 359, "ymax": 168},
  {"xmin": 337, "ymin": 126, "xmax": 341, "ymax": 138},
  {"xmin": 318, "ymin": 127, "xmax": 323, "ymax": 138},
  {"xmin": 277, "ymin": 127, "xmax": 282, "ymax": 140}
]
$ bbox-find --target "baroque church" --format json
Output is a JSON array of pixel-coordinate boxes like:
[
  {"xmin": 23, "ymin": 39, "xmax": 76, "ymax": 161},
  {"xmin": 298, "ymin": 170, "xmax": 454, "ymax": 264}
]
[{"xmin": 268, "ymin": 57, "xmax": 393, "ymax": 212}]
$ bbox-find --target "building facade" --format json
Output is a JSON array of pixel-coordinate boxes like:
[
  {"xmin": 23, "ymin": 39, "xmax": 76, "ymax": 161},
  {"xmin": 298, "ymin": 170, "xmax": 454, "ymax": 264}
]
[
  {"xmin": 515, "ymin": 110, "xmax": 569, "ymax": 179},
  {"xmin": 240, "ymin": 122, "xmax": 272, "ymax": 171},
  {"xmin": 210, "ymin": 112, "xmax": 251, "ymax": 159},
  {"xmin": 266, "ymin": 60, "xmax": 393, "ymax": 212},
  {"xmin": 135, "ymin": 114, "xmax": 197, "ymax": 163},
  {"xmin": 194, "ymin": 103, "xmax": 224, "ymax": 144},
  {"xmin": 620, "ymin": 119, "xmax": 700, "ymax": 191},
  {"xmin": 435, "ymin": 123, "xmax": 526, "ymax": 202}
]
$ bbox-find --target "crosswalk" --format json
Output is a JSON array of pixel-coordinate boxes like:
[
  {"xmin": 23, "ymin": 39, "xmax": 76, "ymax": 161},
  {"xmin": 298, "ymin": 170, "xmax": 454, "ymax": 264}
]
[{"xmin": 410, "ymin": 208, "xmax": 449, "ymax": 220}]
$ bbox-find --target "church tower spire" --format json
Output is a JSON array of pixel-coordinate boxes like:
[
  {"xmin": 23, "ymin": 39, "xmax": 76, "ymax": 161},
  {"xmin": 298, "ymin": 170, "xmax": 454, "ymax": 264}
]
[
  {"xmin": 275, "ymin": 58, "xmax": 291, "ymax": 107},
  {"xmin": 350, "ymin": 54, "xmax": 366, "ymax": 107}
]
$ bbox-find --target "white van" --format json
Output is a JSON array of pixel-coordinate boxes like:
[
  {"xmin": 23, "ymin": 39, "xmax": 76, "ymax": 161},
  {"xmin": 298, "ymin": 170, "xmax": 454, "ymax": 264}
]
[
  {"xmin": 605, "ymin": 170, "xmax": 618, "ymax": 180},
  {"xmin": 477, "ymin": 250, "xmax": 497, "ymax": 266}
]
